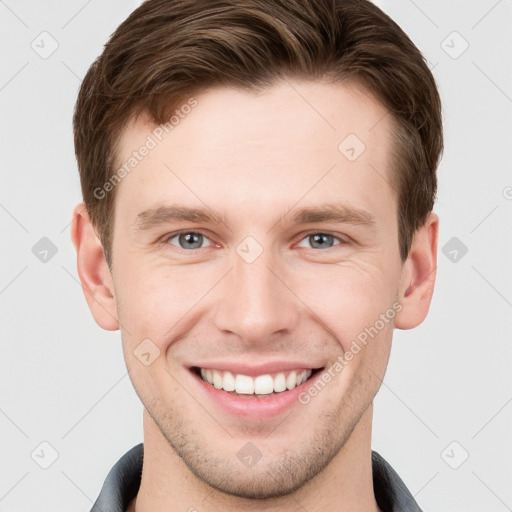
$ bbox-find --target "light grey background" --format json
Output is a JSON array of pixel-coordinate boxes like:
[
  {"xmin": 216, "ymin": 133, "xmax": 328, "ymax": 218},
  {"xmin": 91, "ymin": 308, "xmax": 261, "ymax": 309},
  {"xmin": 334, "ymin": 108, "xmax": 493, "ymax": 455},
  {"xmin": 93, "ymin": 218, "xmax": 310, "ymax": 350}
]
[{"xmin": 1, "ymin": 1, "xmax": 511, "ymax": 511}]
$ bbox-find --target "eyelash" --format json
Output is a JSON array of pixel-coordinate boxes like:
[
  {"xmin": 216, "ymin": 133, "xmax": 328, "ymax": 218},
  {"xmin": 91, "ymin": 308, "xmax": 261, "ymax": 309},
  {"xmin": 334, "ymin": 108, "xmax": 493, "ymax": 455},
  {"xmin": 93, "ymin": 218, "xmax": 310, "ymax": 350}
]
[{"xmin": 162, "ymin": 230, "xmax": 348, "ymax": 252}]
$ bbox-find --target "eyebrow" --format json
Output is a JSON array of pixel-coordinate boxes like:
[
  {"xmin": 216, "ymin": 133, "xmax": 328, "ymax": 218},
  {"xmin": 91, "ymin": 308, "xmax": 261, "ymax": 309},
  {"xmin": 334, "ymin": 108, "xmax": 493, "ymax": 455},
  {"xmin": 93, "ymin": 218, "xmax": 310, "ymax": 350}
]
[
  {"xmin": 135, "ymin": 205, "xmax": 228, "ymax": 231},
  {"xmin": 289, "ymin": 203, "xmax": 376, "ymax": 227},
  {"xmin": 134, "ymin": 202, "xmax": 376, "ymax": 231}
]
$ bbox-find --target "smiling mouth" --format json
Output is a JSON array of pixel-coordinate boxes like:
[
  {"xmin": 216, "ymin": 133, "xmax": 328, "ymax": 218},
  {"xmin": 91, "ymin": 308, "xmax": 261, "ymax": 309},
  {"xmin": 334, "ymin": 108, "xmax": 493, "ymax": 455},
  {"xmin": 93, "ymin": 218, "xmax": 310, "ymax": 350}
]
[{"xmin": 191, "ymin": 366, "xmax": 323, "ymax": 397}]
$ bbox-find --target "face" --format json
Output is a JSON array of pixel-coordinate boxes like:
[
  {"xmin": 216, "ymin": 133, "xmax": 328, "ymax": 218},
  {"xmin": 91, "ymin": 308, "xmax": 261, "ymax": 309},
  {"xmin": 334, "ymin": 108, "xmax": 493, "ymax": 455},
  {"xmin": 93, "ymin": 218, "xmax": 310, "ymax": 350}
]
[{"xmin": 103, "ymin": 80, "xmax": 405, "ymax": 497}]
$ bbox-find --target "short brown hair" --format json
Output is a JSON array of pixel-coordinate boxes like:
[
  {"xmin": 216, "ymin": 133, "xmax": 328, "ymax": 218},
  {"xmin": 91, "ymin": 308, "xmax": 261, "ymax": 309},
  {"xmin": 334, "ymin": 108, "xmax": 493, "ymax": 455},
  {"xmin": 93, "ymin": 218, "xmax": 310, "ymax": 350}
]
[{"xmin": 73, "ymin": 0, "xmax": 443, "ymax": 266}]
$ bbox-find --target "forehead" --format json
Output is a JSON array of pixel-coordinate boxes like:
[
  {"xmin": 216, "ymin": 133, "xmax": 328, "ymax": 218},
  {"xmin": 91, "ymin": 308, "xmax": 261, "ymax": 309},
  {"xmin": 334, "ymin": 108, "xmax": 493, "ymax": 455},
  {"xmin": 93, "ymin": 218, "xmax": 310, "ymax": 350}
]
[{"xmin": 114, "ymin": 79, "xmax": 396, "ymax": 225}]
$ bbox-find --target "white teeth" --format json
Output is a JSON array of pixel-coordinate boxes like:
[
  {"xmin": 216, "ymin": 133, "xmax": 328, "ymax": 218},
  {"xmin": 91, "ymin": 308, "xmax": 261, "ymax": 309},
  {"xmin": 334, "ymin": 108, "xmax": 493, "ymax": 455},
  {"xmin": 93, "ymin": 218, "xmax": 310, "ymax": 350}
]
[
  {"xmin": 273, "ymin": 372, "xmax": 286, "ymax": 392},
  {"xmin": 223, "ymin": 371, "xmax": 236, "ymax": 392},
  {"xmin": 286, "ymin": 371, "xmax": 297, "ymax": 390},
  {"xmin": 198, "ymin": 368, "xmax": 313, "ymax": 395},
  {"xmin": 235, "ymin": 374, "xmax": 254, "ymax": 394},
  {"xmin": 254, "ymin": 375, "xmax": 274, "ymax": 395},
  {"xmin": 297, "ymin": 370, "xmax": 307, "ymax": 385},
  {"xmin": 212, "ymin": 370, "xmax": 223, "ymax": 389}
]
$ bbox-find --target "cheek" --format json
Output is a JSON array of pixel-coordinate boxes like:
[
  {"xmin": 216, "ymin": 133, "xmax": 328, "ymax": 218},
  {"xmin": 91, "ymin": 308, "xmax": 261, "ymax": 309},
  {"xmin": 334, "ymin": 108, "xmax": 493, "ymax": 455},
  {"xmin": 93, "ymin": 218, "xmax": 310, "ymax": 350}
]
[
  {"xmin": 290, "ymin": 261, "xmax": 398, "ymax": 352},
  {"xmin": 114, "ymin": 264, "xmax": 214, "ymax": 347}
]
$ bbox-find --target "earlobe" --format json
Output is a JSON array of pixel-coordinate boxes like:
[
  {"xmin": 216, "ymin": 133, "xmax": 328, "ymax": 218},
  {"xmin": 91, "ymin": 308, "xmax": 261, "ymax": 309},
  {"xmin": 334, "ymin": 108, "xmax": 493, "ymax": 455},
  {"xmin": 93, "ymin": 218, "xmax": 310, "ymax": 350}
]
[
  {"xmin": 70, "ymin": 203, "xmax": 119, "ymax": 331},
  {"xmin": 395, "ymin": 212, "xmax": 439, "ymax": 330}
]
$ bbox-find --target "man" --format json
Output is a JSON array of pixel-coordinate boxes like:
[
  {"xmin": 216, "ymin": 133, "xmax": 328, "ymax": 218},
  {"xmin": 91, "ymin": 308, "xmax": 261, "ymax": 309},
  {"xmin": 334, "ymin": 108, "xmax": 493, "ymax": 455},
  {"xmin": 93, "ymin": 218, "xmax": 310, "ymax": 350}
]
[{"xmin": 70, "ymin": 0, "xmax": 442, "ymax": 510}]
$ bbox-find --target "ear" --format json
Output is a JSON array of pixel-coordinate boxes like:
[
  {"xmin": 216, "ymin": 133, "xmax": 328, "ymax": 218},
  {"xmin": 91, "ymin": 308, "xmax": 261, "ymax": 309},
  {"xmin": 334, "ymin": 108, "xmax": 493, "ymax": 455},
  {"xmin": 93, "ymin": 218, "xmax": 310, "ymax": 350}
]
[
  {"xmin": 70, "ymin": 203, "xmax": 119, "ymax": 331},
  {"xmin": 395, "ymin": 212, "xmax": 439, "ymax": 330}
]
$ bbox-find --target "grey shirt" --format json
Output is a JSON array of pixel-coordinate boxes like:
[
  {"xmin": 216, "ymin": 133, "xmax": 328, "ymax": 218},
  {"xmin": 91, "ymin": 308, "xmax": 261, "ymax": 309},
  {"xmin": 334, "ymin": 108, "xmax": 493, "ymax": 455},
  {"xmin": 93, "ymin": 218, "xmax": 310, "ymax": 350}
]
[{"xmin": 90, "ymin": 443, "xmax": 423, "ymax": 512}]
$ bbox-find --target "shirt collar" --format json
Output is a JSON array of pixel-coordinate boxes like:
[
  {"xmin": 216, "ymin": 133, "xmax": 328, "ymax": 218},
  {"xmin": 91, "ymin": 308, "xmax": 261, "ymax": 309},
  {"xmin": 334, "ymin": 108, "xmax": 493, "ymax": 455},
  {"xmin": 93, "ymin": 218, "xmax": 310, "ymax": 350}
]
[{"xmin": 91, "ymin": 443, "xmax": 422, "ymax": 512}]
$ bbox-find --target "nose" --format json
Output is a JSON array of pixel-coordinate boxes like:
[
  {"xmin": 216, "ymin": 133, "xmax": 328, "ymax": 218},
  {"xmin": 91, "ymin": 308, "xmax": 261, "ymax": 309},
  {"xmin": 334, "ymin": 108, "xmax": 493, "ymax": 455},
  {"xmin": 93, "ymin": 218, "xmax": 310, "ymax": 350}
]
[{"xmin": 212, "ymin": 242, "xmax": 300, "ymax": 345}]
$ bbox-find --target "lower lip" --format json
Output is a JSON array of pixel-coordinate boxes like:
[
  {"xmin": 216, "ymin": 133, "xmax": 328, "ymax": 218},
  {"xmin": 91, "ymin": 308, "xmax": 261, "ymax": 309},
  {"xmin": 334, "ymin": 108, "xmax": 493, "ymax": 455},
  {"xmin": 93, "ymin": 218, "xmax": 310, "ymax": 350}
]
[{"xmin": 189, "ymin": 368, "xmax": 324, "ymax": 420}]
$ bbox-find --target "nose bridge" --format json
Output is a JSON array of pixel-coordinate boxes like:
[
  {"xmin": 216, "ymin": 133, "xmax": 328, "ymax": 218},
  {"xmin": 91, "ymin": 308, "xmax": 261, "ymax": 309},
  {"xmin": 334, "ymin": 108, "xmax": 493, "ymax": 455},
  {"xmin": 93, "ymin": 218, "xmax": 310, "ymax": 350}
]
[{"xmin": 213, "ymin": 238, "xmax": 298, "ymax": 342}]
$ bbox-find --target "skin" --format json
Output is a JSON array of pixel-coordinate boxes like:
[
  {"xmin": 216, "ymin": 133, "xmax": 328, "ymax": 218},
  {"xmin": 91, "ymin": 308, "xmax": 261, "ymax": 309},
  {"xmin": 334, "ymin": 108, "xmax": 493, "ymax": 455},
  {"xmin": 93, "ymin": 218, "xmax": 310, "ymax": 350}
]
[{"xmin": 71, "ymin": 79, "xmax": 438, "ymax": 512}]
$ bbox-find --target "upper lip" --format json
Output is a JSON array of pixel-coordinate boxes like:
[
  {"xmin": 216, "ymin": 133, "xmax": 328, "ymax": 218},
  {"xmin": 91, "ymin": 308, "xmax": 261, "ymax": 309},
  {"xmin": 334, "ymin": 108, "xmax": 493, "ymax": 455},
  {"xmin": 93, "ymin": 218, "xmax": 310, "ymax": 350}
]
[{"xmin": 188, "ymin": 360, "xmax": 324, "ymax": 377}]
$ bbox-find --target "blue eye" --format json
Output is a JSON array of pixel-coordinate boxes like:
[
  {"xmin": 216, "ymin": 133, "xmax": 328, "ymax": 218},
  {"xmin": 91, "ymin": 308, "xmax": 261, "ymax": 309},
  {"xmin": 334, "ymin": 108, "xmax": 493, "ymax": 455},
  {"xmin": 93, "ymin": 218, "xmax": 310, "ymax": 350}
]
[
  {"xmin": 167, "ymin": 231, "xmax": 213, "ymax": 250},
  {"xmin": 296, "ymin": 233, "xmax": 342, "ymax": 250},
  {"xmin": 164, "ymin": 231, "xmax": 344, "ymax": 251}
]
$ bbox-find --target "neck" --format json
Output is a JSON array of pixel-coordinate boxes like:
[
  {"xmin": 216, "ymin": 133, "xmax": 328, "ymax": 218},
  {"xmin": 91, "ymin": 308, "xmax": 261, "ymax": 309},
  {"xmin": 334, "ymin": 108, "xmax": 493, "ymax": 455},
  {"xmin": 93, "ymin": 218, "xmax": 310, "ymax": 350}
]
[{"xmin": 128, "ymin": 405, "xmax": 380, "ymax": 512}]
